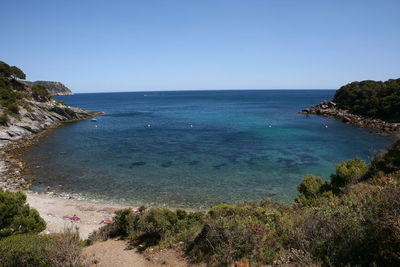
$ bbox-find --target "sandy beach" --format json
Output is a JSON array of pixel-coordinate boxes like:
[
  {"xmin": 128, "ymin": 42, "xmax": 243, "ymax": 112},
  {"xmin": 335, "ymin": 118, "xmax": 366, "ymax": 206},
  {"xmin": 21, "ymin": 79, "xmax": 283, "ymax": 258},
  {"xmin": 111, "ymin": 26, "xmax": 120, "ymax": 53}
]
[
  {"xmin": 26, "ymin": 192, "xmax": 132, "ymax": 239},
  {"xmin": 25, "ymin": 193, "xmax": 193, "ymax": 266}
]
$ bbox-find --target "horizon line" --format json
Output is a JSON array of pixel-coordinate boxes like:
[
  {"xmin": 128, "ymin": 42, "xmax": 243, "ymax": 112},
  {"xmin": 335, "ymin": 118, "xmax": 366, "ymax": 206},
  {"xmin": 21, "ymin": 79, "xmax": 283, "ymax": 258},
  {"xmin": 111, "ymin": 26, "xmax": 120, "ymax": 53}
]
[{"xmin": 71, "ymin": 88, "xmax": 337, "ymax": 94}]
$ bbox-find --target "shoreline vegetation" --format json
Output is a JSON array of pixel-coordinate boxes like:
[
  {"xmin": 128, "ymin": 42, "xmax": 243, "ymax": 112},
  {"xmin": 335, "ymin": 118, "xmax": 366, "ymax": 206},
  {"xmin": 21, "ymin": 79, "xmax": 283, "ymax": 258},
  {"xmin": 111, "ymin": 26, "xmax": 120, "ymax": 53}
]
[
  {"xmin": 1, "ymin": 62, "xmax": 400, "ymax": 266},
  {"xmin": 301, "ymin": 78, "xmax": 400, "ymax": 137}
]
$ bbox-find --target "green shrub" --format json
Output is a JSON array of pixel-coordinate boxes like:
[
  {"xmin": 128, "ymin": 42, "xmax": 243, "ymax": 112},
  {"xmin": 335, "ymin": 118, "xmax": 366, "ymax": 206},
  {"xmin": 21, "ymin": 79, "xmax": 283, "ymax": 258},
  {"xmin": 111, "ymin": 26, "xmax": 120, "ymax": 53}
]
[
  {"xmin": 330, "ymin": 157, "xmax": 368, "ymax": 192},
  {"xmin": 0, "ymin": 228, "xmax": 84, "ymax": 267},
  {"xmin": 188, "ymin": 203, "xmax": 286, "ymax": 265},
  {"xmin": 55, "ymin": 99, "xmax": 67, "ymax": 106},
  {"xmin": 0, "ymin": 85, "xmax": 26, "ymax": 116},
  {"xmin": 296, "ymin": 174, "xmax": 327, "ymax": 199},
  {"xmin": 298, "ymin": 182, "xmax": 400, "ymax": 266},
  {"xmin": 46, "ymin": 227, "xmax": 84, "ymax": 267},
  {"xmin": 0, "ymin": 189, "xmax": 46, "ymax": 237},
  {"xmin": 86, "ymin": 222, "xmax": 118, "ymax": 245},
  {"xmin": 31, "ymin": 84, "xmax": 50, "ymax": 102},
  {"xmin": 129, "ymin": 208, "xmax": 179, "ymax": 247},
  {"xmin": 107, "ymin": 208, "xmax": 131, "ymax": 238},
  {"xmin": 366, "ymin": 140, "xmax": 400, "ymax": 179},
  {"xmin": 0, "ymin": 234, "xmax": 54, "ymax": 266},
  {"xmin": 0, "ymin": 112, "xmax": 9, "ymax": 125}
]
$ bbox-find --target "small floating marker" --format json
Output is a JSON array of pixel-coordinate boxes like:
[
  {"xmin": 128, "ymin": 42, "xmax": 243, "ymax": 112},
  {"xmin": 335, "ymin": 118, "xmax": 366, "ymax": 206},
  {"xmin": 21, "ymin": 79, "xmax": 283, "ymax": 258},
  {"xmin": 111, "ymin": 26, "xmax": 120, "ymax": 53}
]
[
  {"xmin": 189, "ymin": 124, "xmax": 193, "ymax": 128},
  {"xmin": 268, "ymin": 125, "xmax": 272, "ymax": 128},
  {"xmin": 325, "ymin": 125, "xmax": 329, "ymax": 128},
  {"xmin": 94, "ymin": 125, "xmax": 98, "ymax": 128},
  {"xmin": 147, "ymin": 124, "xmax": 152, "ymax": 128}
]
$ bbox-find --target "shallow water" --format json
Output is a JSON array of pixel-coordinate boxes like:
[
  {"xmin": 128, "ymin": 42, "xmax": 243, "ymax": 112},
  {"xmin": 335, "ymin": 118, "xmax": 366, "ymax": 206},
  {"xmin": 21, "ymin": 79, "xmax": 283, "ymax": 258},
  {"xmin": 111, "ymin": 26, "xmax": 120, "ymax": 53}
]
[{"xmin": 24, "ymin": 90, "xmax": 393, "ymax": 208}]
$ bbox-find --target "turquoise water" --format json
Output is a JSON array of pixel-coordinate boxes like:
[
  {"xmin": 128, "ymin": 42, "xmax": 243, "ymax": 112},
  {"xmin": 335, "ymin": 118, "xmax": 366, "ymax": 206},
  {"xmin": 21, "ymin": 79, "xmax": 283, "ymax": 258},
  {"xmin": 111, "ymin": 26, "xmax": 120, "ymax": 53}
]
[{"xmin": 24, "ymin": 90, "xmax": 393, "ymax": 208}]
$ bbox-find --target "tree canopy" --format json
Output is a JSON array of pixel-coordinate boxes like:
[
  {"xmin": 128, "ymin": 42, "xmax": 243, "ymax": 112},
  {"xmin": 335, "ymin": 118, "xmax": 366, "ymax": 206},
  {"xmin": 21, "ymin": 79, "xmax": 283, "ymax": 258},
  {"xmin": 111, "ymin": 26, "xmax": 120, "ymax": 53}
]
[
  {"xmin": 333, "ymin": 78, "xmax": 400, "ymax": 121},
  {"xmin": 0, "ymin": 190, "xmax": 46, "ymax": 238},
  {"xmin": 0, "ymin": 61, "xmax": 26, "ymax": 80},
  {"xmin": 10, "ymin": 66, "xmax": 26, "ymax": 80}
]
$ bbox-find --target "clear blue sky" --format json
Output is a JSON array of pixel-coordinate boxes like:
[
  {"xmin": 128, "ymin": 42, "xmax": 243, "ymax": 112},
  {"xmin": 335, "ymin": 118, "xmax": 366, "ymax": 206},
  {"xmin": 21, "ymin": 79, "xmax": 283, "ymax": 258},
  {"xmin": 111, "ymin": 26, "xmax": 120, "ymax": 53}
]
[{"xmin": 2, "ymin": 0, "xmax": 399, "ymax": 93}]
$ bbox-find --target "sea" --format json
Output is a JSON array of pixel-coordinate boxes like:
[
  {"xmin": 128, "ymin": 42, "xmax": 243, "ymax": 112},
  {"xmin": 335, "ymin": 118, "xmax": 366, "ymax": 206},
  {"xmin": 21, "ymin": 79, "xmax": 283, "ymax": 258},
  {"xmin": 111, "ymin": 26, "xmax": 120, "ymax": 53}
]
[{"xmin": 23, "ymin": 90, "xmax": 393, "ymax": 209}]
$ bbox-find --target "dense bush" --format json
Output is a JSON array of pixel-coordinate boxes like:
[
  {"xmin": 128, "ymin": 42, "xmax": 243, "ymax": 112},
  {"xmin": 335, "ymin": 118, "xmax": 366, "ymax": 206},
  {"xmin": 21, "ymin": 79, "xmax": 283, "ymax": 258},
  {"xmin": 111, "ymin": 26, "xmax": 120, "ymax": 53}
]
[
  {"xmin": 365, "ymin": 139, "xmax": 400, "ymax": 179},
  {"xmin": 0, "ymin": 84, "xmax": 24, "ymax": 116},
  {"xmin": 31, "ymin": 84, "xmax": 51, "ymax": 102},
  {"xmin": 0, "ymin": 234, "xmax": 54, "ymax": 266},
  {"xmin": 295, "ymin": 174, "xmax": 332, "ymax": 206},
  {"xmin": 0, "ymin": 190, "xmax": 46, "ymax": 237},
  {"xmin": 292, "ymin": 178, "xmax": 400, "ymax": 266},
  {"xmin": 330, "ymin": 157, "xmax": 368, "ymax": 192},
  {"xmin": 188, "ymin": 202, "xmax": 289, "ymax": 265},
  {"xmin": 295, "ymin": 157, "xmax": 369, "ymax": 206},
  {"xmin": 0, "ymin": 228, "xmax": 84, "ymax": 267},
  {"xmin": 334, "ymin": 78, "xmax": 400, "ymax": 121}
]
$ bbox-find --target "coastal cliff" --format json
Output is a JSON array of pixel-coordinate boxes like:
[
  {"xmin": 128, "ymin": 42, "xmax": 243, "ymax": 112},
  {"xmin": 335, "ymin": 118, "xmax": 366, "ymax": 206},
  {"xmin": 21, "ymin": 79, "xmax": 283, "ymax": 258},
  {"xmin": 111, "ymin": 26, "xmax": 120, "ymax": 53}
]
[
  {"xmin": 0, "ymin": 99, "xmax": 92, "ymax": 148},
  {"xmin": 24, "ymin": 81, "xmax": 73, "ymax": 95}
]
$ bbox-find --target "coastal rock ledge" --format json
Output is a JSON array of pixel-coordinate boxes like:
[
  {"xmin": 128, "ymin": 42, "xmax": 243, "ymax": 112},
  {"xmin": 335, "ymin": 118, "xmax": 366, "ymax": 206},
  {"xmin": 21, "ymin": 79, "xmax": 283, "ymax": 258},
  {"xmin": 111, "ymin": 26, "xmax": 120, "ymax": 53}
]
[
  {"xmin": 0, "ymin": 99, "xmax": 99, "ymax": 191},
  {"xmin": 300, "ymin": 100, "xmax": 400, "ymax": 135}
]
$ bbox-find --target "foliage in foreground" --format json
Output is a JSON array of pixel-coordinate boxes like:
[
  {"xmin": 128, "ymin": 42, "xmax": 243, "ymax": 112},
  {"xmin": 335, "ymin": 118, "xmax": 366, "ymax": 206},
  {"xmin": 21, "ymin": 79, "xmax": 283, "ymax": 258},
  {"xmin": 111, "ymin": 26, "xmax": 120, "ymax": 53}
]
[
  {"xmin": 0, "ymin": 190, "xmax": 85, "ymax": 266},
  {"xmin": 0, "ymin": 189, "xmax": 46, "ymax": 237},
  {"xmin": 90, "ymin": 140, "xmax": 400, "ymax": 266},
  {"xmin": 0, "ymin": 228, "xmax": 84, "ymax": 267}
]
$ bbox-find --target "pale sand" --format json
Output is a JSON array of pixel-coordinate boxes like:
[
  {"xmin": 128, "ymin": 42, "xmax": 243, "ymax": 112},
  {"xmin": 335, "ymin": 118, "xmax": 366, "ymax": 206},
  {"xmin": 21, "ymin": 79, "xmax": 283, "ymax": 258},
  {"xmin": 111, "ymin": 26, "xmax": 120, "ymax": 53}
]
[
  {"xmin": 27, "ymin": 193, "xmax": 193, "ymax": 266},
  {"xmin": 26, "ymin": 193, "xmax": 133, "ymax": 239}
]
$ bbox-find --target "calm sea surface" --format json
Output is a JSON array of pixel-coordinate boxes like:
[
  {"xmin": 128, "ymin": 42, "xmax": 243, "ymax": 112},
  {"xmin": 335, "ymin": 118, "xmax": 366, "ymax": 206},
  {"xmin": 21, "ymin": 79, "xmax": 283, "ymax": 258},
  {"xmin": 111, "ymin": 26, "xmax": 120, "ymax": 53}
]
[{"xmin": 24, "ymin": 90, "xmax": 393, "ymax": 208}]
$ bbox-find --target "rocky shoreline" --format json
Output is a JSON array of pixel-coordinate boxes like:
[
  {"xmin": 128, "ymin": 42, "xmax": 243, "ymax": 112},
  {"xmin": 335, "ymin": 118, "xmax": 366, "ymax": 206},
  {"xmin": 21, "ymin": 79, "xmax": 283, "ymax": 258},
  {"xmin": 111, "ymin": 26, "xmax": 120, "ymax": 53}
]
[
  {"xmin": 0, "ymin": 100, "xmax": 102, "ymax": 191},
  {"xmin": 300, "ymin": 100, "xmax": 400, "ymax": 137}
]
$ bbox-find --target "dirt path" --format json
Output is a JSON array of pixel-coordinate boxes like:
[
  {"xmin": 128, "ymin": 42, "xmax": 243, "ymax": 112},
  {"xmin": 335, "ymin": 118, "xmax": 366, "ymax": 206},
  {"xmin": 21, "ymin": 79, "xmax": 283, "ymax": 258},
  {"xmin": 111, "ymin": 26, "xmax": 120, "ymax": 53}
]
[{"xmin": 83, "ymin": 240, "xmax": 192, "ymax": 267}]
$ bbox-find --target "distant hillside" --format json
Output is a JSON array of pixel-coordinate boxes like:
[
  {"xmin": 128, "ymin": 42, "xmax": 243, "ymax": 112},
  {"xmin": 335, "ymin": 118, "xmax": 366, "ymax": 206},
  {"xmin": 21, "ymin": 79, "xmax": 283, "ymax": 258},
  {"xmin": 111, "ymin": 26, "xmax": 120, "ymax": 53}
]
[
  {"xmin": 0, "ymin": 60, "xmax": 89, "ymax": 129},
  {"xmin": 30, "ymin": 81, "xmax": 72, "ymax": 95}
]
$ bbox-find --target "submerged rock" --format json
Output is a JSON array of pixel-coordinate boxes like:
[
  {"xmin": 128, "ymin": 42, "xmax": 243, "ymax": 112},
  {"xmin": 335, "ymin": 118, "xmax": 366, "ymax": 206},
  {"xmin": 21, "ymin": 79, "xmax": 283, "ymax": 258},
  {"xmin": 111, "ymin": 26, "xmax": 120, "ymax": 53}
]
[
  {"xmin": 131, "ymin": 161, "xmax": 146, "ymax": 167},
  {"xmin": 160, "ymin": 161, "xmax": 173, "ymax": 168}
]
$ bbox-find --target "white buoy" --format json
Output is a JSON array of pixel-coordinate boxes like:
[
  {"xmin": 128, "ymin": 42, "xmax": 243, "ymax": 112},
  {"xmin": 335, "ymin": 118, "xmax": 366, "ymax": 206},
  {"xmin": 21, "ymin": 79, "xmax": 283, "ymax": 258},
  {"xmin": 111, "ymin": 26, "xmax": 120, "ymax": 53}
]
[
  {"xmin": 325, "ymin": 125, "xmax": 328, "ymax": 128},
  {"xmin": 189, "ymin": 124, "xmax": 193, "ymax": 128},
  {"xmin": 147, "ymin": 124, "xmax": 151, "ymax": 128},
  {"xmin": 268, "ymin": 125, "xmax": 272, "ymax": 128},
  {"xmin": 94, "ymin": 125, "xmax": 98, "ymax": 128}
]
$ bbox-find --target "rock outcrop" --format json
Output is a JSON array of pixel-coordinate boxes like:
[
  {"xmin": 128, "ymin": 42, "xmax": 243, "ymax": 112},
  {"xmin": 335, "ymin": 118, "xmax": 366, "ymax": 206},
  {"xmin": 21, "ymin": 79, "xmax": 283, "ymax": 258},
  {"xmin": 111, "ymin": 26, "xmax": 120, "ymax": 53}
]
[
  {"xmin": 300, "ymin": 100, "xmax": 400, "ymax": 135},
  {"xmin": 24, "ymin": 81, "xmax": 73, "ymax": 95},
  {"xmin": 0, "ymin": 99, "xmax": 99, "ymax": 190},
  {"xmin": 0, "ymin": 100, "xmax": 91, "ymax": 148}
]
